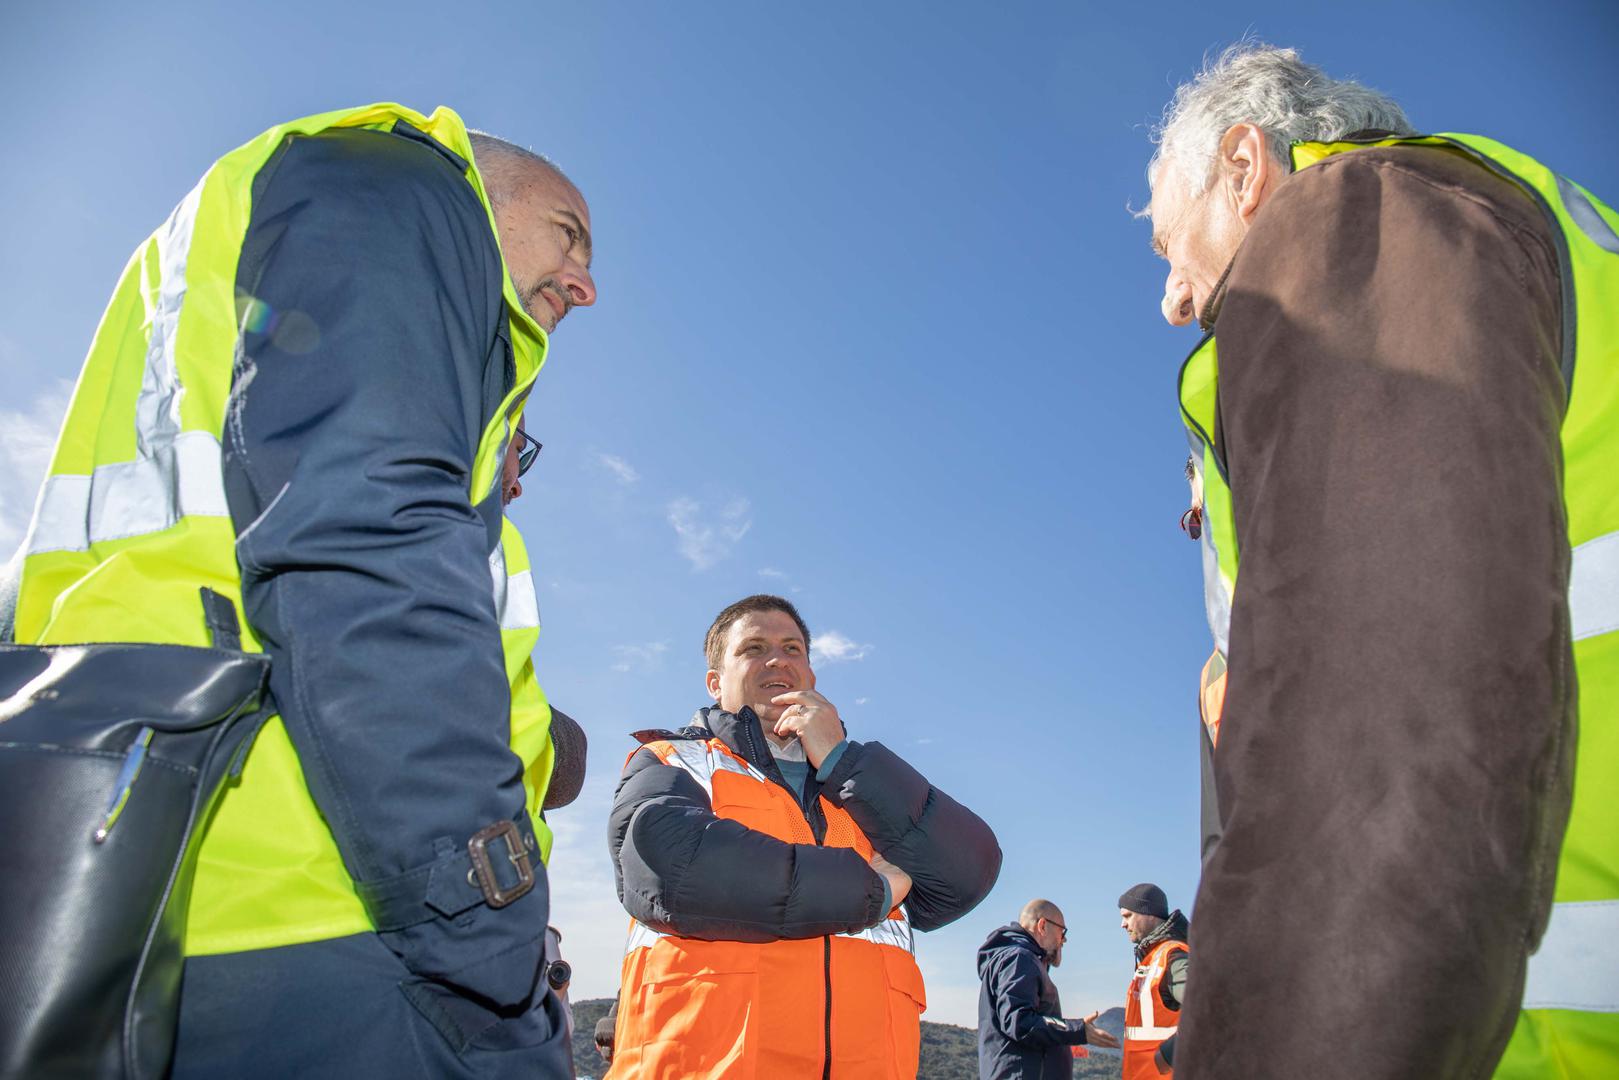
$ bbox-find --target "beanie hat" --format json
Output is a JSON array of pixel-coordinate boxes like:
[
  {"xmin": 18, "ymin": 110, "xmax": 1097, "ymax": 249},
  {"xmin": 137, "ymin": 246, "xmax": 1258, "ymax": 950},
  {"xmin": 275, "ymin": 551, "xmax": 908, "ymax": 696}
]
[{"xmin": 1118, "ymin": 883, "xmax": 1169, "ymax": 919}]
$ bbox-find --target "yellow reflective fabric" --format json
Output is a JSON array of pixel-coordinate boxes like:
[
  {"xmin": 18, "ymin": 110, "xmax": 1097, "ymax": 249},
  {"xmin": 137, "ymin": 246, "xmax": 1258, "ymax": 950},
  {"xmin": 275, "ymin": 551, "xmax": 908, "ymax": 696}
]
[
  {"xmin": 1178, "ymin": 334, "xmax": 1238, "ymax": 620},
  {"xmin": 1180, "ymin": 133, "xmax": 1619, "ymax": 1077},
  {"xmin": 14, "ymin": 102, "xmax": 554, "ymax": 956},
  {"xmin": 501, "ymin": 518, "xmax": 556, "ymax": 866}
]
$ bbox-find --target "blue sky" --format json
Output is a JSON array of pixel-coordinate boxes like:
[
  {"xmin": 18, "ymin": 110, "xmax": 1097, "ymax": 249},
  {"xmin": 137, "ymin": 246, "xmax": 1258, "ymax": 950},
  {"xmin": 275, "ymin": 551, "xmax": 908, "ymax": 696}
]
[{"xmin": 4, "ymin": 0, "xmax": 1616, "ymax": 1028}]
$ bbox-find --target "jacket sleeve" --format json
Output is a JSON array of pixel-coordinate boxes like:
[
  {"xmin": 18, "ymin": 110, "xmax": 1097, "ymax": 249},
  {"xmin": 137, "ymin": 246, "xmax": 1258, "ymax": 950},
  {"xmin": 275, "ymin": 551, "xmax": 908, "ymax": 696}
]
[
  {"xmin": 1179, "ymin": 147, "xmax": 1573, "ymax": 1076},
  {"xmin": 222, "ymin": 126, "xmax": 548, "ymax": 1010},
  {"xmin": 819, "ymin": 740, "xmax": 1002, "ymax": 930},
  {"xmin": 1162, "ymin": 949, "xmax": 1188, "ymax": 1011},
  {"xmin": 986, "ymin": 951, "xmax": 1087, "ymax": 1048},
  {"xmin": 609, "ymin": 746, "xmax": 889, "ymax": 940}
]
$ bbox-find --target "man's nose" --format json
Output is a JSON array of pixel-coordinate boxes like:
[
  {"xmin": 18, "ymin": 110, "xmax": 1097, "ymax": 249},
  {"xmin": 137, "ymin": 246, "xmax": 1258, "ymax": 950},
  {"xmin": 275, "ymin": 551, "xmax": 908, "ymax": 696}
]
[
  {"xmin": 563, "ymin": 265, "xmax": 597, "ymax": 309},
  {"xmin": 1162, "ymin": 273, "xmax": 1195, "ymax": 327}
]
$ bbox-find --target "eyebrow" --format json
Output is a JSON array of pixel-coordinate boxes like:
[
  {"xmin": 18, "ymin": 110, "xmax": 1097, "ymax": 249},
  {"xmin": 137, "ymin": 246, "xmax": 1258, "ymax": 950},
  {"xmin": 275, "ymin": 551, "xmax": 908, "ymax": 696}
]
[
  {"xmin": 556, "ymin": 207, "xmax": 593, "ymax": 269},
  {"xmin": 735, "ymin": 634, "xmax": 805, "ymax": 650},
  {"xmin": 1150, "ymin": 232, "xmax": 1167, "ymax": 258}
]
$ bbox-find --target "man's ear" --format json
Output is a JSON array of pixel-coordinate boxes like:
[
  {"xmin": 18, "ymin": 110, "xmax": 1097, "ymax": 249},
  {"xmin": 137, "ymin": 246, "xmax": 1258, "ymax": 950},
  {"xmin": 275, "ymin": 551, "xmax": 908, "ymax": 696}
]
[
  {"xmin": 705, "ymin": 669, "xmax": 722, "ymax": 700},
  {"xmin": 1217, "ymin": 122, "xmax": 1277, "ymax": 225}
]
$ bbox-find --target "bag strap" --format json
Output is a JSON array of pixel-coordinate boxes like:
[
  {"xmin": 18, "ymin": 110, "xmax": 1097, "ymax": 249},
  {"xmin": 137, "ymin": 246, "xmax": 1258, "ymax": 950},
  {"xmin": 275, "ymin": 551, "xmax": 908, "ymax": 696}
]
[{"xmin": 198, "ymin": 588, "xmax": 241, "ymax": 651}]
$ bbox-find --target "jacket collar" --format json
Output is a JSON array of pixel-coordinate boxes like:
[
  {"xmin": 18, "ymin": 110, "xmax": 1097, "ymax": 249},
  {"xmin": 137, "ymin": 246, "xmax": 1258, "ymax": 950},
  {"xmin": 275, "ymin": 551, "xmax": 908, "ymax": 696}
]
[
  {"xmin": 1134, "ymin": 908, "xmax": 1191, "ymax": 961},
  {"xmin": 692, "ymin": 705, "xmax": 786, "ymax": 783}
]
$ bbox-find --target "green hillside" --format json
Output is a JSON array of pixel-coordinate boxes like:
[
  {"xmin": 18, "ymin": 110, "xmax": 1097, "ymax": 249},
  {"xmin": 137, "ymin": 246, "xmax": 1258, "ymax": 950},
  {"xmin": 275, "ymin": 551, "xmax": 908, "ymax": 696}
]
[{"xmin": 569, "ymin": 998, "xmax": 1123, "ymax": 1079}]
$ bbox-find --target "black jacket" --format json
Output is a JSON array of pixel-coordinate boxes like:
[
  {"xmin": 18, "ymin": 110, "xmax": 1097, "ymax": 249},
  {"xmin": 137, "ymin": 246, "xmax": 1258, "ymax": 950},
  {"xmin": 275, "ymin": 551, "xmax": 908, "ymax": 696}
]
[
  {"xmin": 977, "ymin": 924, "xmax": 1087, "ymax": 1080},
  {"xmin": 609, "ymin": 705, "xmax": 1000, "ymax": 940}
]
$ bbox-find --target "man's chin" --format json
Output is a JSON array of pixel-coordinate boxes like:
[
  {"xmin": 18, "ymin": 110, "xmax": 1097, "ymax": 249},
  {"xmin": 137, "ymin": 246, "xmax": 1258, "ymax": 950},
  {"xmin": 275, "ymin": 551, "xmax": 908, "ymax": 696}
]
[{"xmin": 749, "ymin": 704, "xmax": 785, "ymax": 727}]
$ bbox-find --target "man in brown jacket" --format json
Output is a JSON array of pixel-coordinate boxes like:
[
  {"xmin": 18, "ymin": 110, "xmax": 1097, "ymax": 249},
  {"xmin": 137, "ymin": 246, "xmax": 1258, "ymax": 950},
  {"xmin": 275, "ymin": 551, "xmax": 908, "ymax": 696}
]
[{"xmin": 1140, "ymin": 43, "xmax": 1581, "ymax": 1077}]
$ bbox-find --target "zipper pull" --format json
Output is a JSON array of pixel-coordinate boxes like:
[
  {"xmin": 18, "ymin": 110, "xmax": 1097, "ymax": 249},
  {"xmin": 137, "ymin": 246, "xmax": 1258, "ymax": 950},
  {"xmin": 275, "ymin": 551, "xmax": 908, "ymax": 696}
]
[{"xmin": 94, "ymin": 725, "xmax": 154, "ymax": 843}]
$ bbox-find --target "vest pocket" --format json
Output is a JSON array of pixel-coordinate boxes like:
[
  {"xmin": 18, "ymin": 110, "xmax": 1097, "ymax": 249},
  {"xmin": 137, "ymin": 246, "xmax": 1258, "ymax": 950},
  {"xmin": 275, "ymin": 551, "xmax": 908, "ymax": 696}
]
[
  {"xmin": 882, "ymin": 946, "xmax": 926, "ymax": 1079},
  {"xmin": 625, "ymin": 940, "xmax": 761, "ymax": 1078}
]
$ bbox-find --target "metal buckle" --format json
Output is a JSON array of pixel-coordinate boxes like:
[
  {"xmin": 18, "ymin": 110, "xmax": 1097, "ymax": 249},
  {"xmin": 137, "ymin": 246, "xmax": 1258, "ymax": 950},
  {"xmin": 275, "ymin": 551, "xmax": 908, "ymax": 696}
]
[{"xmin": 467, "ymin": 820, "xmax": 534, "ymax": 909}]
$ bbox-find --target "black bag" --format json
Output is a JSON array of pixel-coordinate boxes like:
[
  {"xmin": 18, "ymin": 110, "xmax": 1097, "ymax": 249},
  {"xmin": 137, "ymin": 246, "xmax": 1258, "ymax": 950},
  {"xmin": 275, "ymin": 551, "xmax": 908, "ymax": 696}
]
[{"xmin": 0, "ymin": 590, "xmax": 271, "ymax": 1079}]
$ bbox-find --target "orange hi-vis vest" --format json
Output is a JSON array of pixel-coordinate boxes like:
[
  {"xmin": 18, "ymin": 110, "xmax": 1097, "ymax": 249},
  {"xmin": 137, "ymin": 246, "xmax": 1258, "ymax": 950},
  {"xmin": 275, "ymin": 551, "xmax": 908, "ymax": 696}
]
[
  {"xmin": 609, "ymin": 735, "xmax": 926, "ymax": 1079},
  {"xmin": 1199, "ymin": 649, "xmax": 1227, "ymax": 749},
  {"xmin": 1124, "ymin": 939, "xmax": 1188, "ymax": 1080}
]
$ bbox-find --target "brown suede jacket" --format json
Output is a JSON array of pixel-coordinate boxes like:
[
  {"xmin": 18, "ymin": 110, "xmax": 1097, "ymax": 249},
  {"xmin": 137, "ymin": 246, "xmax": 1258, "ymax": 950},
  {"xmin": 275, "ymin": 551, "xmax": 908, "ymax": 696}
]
[{"xmin": 1179, "ymin": 144, "xmax": 1575, "ymax": 1079}]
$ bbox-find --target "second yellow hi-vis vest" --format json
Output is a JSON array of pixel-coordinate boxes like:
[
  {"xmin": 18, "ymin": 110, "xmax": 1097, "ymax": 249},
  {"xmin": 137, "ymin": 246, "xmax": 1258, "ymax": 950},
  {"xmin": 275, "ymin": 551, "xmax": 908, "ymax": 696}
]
[
  {"xmin": 1180, "ymin": 134, "xmax": 1619, "ymax": 1077},
  {"xmin": 11, "ymin": 103, "xmax": 555, "ymax": 955}
]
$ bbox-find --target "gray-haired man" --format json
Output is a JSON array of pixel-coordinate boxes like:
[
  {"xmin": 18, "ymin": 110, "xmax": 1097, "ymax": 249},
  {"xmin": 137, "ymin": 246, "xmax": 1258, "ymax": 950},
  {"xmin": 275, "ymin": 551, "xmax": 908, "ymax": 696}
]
[{"xmin": 1140, "ymin": 41, "xmax": 1618, "ymax": 1077}]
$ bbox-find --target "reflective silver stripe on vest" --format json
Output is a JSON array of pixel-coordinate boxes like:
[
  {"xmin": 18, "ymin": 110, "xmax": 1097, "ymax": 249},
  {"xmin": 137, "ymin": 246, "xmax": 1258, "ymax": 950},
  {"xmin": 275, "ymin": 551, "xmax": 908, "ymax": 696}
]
[
  {"xmin": 845, "ymin": 916, "xmax": 915, "ymax": 954},
  {"xmin": 1194, "ymin": 523, "xmax": 1619, "ymax": 650},
  {"xmin": 1557, "ymin": 175, "xmax": 1619, "ymax": 256},
  {"xmin": 623, "ymin": 915, "xmax": 914, "ymax": 957},
  {"xmin": 1523, "ymin": 900, "xmax": 1619, "ymax": 1012},
  {"xmin": 23, "ymin": 430, "xmax": 229, "ymax": 555},
  {"xmin": 1135, "ymin": 958, "xmax": 1164, "ymax": 1032},
  {"xmin": 137, "ymin": 179, "xmax": 205, "ymax": 455},
  {"xmin": 1570, "ymin": 529, "xmax": 1619, "ymax": 642},
  {"xmin": 656, "ymin": 738, "xmax": 769, "ymax": 800},
  {"xmin": 1125, "ymin": 1024, "xmax": 1178, "ymax": 1041},
  {"xmin": 488, "ymin": 544, "xmax": 539, "ymax": 632},
  {"xmin": 624, "ymin": 919, "xmax": 667, "ymax": 954},
  {"xmin": 23, "ymin": 180, "xmax": 230, "ymax": 557}
]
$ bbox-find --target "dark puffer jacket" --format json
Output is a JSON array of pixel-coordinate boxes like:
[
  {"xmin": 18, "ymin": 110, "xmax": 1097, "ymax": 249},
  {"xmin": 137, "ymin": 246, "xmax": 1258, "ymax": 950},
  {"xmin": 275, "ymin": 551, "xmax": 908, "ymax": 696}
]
[
  {"xmin": 609, "ymin": 705, "xmax": 1001, "ymax": 940},
  {"xmin": 977, "ymin": 924, "xmax": 1089, "ymax": 1079}
]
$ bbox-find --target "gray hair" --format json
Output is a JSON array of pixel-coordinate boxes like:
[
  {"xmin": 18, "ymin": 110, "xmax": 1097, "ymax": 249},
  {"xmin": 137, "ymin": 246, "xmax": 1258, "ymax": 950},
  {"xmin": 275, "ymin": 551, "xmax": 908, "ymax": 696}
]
[
  {"xmin": 466, "ymin": 130, "xmax": 573, "ymax": 208},
  {"xmin": 1146, "ymin": 42, "xmax": 1414, "ymax": 211}
]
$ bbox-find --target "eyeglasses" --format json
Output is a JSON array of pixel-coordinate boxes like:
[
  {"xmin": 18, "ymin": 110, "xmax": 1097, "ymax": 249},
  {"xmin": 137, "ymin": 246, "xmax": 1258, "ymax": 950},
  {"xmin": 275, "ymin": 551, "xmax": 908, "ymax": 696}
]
[
  {"xmin": 1044, "ymin": 918, "xmax": 1068, "ymax": 942},
  {"xmin": 515, "ymin": 430, "xmax": 542, "ymax": 477}
]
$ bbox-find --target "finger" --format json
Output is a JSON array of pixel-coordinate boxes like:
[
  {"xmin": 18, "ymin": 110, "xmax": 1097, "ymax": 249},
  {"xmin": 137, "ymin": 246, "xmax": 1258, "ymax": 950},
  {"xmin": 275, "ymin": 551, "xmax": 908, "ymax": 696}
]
[
  {"xmin": 1083, "ymin": 1011, "xmax": 1099, "ymax": 1022},
  {"xmin": 770, "ymin": 691, "xmax": 811, "ymax": 705}
]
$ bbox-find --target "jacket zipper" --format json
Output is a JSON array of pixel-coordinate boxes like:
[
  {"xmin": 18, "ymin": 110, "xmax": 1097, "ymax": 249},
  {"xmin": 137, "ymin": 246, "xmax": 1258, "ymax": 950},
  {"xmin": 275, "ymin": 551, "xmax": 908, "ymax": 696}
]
[{"xmin": 741, "ymin": 714, "xmax": 834, "ymax": 1077}]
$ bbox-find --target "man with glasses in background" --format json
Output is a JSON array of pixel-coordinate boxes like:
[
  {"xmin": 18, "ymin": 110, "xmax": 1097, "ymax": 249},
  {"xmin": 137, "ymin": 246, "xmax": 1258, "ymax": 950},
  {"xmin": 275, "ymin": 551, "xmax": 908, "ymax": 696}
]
[{"xmin": 978, "ymin": 898, "xmax": 1118, "ymax": 1078}]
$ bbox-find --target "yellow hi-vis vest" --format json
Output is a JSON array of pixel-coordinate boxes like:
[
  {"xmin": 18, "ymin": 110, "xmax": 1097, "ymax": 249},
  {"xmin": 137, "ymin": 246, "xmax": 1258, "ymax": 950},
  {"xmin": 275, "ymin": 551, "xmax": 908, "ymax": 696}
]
[
  {"xmin": 12, "ymin": 103, "xmax": 554, "ymax": 955},
  {"xmin": 1180, "ymin": 134, "xmax": 1619, "ymax": 1077}
]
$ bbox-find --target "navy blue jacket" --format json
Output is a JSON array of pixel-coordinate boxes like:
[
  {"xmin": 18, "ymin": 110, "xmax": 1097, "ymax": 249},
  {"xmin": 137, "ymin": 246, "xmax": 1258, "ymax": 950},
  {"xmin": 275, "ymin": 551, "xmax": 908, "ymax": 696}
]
[
  {"xmin": 222, "ymin": 124, "xmax": 552, "ymax": 1026},
  {"xmin": 977, "ymin": 924, "xmax": 1089, "ymax": 1079}
]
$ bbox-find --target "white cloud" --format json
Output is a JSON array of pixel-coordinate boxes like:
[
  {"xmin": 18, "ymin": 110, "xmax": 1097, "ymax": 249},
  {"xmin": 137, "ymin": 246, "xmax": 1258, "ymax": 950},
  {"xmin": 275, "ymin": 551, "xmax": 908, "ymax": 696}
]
[
  {"xmin": 854, "ymin": 697, "xmax": 869, "ymax": 706},
  {"xmin": 597, "ymin": 453, "xmax": 639, "ymax": 485},
  {"xmin": 543, "ymin": 778, "xmax": 632, "ymax": 1007},
  {"xmin": 757, "ymin": 567, "xmax": 786, "ymax": 579},
  {"xmin": 667, "ymin": 497, "xmax": 751, "ymax": 571},
  {"xmin": 611, "ymin": 641, "xmax": 669, "ymax": 673},
  {"xmin": 0, "ymin": 382, "xmax": 72, "ymax": 559},
  {"xmin": 810, "ymin": 629, "xmax": 871, "ymax": 665}
]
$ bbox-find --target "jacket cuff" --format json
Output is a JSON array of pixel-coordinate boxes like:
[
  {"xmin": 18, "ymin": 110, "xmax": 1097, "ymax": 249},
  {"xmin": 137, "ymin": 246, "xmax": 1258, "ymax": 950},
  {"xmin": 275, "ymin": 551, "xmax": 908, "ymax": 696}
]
[
  {"xmin": 819, "ymin": 739, "xmax": 864, "ymax": 794},
  {"xmin": 815, "ymin": 739, "xmax": 850, "ymax": 781}
]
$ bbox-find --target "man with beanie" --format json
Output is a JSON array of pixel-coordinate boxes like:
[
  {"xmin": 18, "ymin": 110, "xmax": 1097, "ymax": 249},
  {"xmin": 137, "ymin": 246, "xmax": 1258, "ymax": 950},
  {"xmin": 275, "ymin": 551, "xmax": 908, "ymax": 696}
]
[
  {"xmin": 1119, "ymin": 884, "xmax": 1190, "ymax": 1078},
  {"xmin": 977, "ymin": 899, "xmax": 1119, "ymax": 1078}
]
